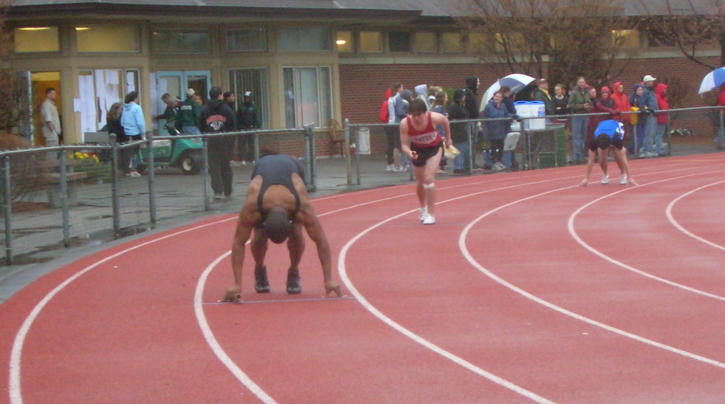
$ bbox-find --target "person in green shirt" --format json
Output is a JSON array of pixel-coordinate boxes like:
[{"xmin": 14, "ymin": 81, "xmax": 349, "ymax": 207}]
[{"xmin": 176, "ymin": 88, "xmax": 202, "ymax": 135}]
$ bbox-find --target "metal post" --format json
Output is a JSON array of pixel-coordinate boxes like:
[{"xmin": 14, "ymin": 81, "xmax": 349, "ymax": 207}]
[
  {"xmin": 354, "ymin": 127, "xmax": 361, "ymax": 185},
  {"xmin": 304, "ymin": 125, "xmax": 316, "ymax": 192},
  {"xmin": 467, "ymin": 123, "xmax": 474, "ymax": 175},
  {"xmin": 633, "ymin": 121, "xmax": 640, "ymax": 158},
  {"xmin": 253, "ymin": 132, "xmax": 260, "ymax": 162},
  {"xmin": 146, "ymin": 133, "xmax": 156, "ymax": 227},
  {"xmin": 344, "ymin": 119, "xmax": 352, "ymax": 185},
  {"xmin": 2, "ymin": 155, "xmax": 13, "ymax": 264},
  {"xmin": 110, "ymin": 135, "xmax": 120, "ymax": 238},
  {"xmin": 303, "ymin": 125, "xmax": 312, "ymax": 192},
  {"xmin": 202, "ymin": 137, "xmax": 210, "ymax": 211},
  {"xmin": 58, "ymin": 149, "xmax": 70, "ymax": 248}
]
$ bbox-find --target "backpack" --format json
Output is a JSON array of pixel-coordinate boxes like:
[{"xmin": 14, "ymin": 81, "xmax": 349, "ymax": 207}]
[
  {"xmin": 379, "ymin": 99, "xmax": 390, "ymax": 123},
  {"xmin": 205, "ymin": 113, "xmax": 227, "ymax": 133}
]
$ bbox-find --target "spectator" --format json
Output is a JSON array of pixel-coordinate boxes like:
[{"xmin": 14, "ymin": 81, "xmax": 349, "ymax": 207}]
[
  {"xmin": 611, "ymin": 81, "xmax": 630, "ymax": 118},
  {"xmin": 223, "ymin": 92, "xmax": 237, "ymax": 124},
  {"xmin": 414, "ymin": 84, "xmax": 430, "ymax": 110},
  {"xmin": 40, "ymin": 88, "xmax": 61, "ymax": 147},
  {"xmin": 531, "ymin": 78, "xmax": 554, "ymax": 115},
  {"xmin": 483, "ymin": 91, "xmax": 511, "ymax": 171},
  {"xmin": 640, "ymin": 74, "xmax": 659, "ymax": 157},
  {"xmin": 463, "ymin": 76, "xmax": 480, "ymax": 119},
  {"xmin": 106, "ymin": 102, "xmax": 125, "ymax": 145},
  {"xmin": 591, "ymin": 86, "xmax": 618, "ymax": 132},
  {"xmin": 192, "ymin": 93, "xmax": 204, "ymax": 106},
  {"xmin": 177, "ymin": 88, "xmax": 202, "ymax": 135},
  {"xmin": 155, "ymin": 93, "xmax": 180, "ymax": 135},
  {"xmin": 552, "ymin": 83, "xmax": 569, "ymax": 122},
  {"xmin": 448, "ymin": 89, "xmax": 470, "ymax": 174},
  {"xmin": 395, "ymin": 89, "xmax": 413, "ymax": 171},
  {"xmin": 120, "ymin": 91, "xmax": 145, "ymax": 177},
  {"xmin": 654, "ymin": 83, "xmax": 670, "ymax": 156},
  {"xmin": 201, "ymin": 86, "xmax": 236, "ymax": 200},
  {"xmin": 238, "ymin": 90, "xmax": 261, "ymax": 164},
  {"xmin": 430, "ymin": 91, "xmax": 448, "ymax": 173},
  {"xmin": 717, "ymin": 84, "xmax": 725, "ymax": 148},
  {"xmin": 567, "ymin": 76, "xmax": 593, "ymax": 163},
  {"xmin": 629, "ymin": 83, "xmax": 647, "ymax": 155},
  {"xmin": 384, "ymin": 83, "xmax": 405, "ymax": 172}
]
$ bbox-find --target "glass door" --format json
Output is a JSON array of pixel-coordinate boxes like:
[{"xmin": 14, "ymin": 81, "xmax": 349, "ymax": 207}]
[
  {"xmin": 229, "ymin": 68, "xmax": 268, "ymax": 127},
  {"xmin": 154, "ymin": 71, "xmax": 210, "ymax": 135}
]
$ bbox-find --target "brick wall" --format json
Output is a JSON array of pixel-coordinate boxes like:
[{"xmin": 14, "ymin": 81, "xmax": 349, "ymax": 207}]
[{"xmin": 339, "ymin": 57, "xmax": 721, "ymax": 140}]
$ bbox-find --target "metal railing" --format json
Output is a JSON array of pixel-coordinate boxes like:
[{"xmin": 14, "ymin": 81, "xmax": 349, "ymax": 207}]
[{"xmin": 342, "ymin": 105, "xmax": 725, "ymax": 184}]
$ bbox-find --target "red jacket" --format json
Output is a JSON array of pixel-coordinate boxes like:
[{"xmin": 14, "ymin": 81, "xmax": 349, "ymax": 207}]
[
  {"xmin": 655, "ymin": 83, "xmax": 669, "ymax": 124},
  {"xmin": 611, "ymin": 81, "xmax": 630, "ymax": 114}
]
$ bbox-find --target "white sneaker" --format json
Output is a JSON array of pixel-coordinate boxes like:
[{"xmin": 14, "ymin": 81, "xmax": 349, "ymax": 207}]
[
  {"xmin": 601, "ymin": 174, "xmax": 609, "ymax": 184},
  {"xmin": 422, "ymin": 213, "xmax": 436, "ymax": 225},
  {"xmin": 393, "ymin": 165, "xmax": 404, "ymax": 172},
  {"xmin": 619, "ymin": 174, "xmax": 628, "ymax": 185},
  {"xmin": 646, "ymin": 151, "xmax": 658, "ymax": 157},
  {"xmin": 419, "ymin": 207, "xmax": 428, "ymax": 222},
  {"xmin": 385, "ymin": 164, "xmax": 394, "ymax": 172},
  {"xmin": 213, "ymin": 193, "xmax": 224, "ymax": 201}
]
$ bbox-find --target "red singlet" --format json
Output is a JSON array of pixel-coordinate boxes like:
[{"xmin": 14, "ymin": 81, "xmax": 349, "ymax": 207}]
[{"xmin": 405, "ymin": 112, "xmax": 442, "ymax": 148}]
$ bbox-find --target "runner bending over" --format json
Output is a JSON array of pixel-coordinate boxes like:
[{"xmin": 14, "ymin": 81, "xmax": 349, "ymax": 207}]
[
  {"xmin": 580, "ymin": 119, "xmax": 636, "ymax": 187},
  {"xmin": 400, "ymin": 98, "xmax": 453, "ymax": 225},
  {"xmin": 222, "ymin": 153, "xmax": 341, "ymax": 302}
]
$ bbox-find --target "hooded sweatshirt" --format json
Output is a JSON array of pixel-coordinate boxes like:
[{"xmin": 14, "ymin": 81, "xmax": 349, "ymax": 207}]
[
  {"xmin": 394, "ymin": 90, "xmax": 412, "ymax": 122},
  {"xmin": 448, "ymin": 89, "xmax": 469, "ymax": 144},
  {"xmin": 464, "ymin": 76, "xmax": 480, "ymax": 119},
  {"xmin": 655, "ymin": 83, "xmax": 670, "ymax": 124},
  {"xmin": 414, "ymin": 84, "xmax": 430, "ymax": 110},
  {"xmin": 121, "ymin": 102, "xmax": 145, "ymax": 137},
  {"xmin": 611, "ymin": 81, "xmax": 630, "ymax": 114}
]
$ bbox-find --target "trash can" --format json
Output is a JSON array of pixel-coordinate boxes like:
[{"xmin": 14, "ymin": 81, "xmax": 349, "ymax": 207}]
[
  {"xmin": 552, "ymin": 124, "xmax": 567, "ymax": 166},
  {"xmin": 356, "ymin": 127, "xmax": 371, "ymax": 155}
]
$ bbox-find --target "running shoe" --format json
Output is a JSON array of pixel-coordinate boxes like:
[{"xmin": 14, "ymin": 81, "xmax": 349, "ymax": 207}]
[
  {"xmin": 286, "ymin": 268, "xmax": 301, "ymax": 294},
  {"xmin": 254, "ymin": 266, "xmax": 270, "ymax": 293},
  {"xmin": 419, "ymin": 207, "xmax": 428, "ymax": 222},
  {"xmin": 385, "ymin": 164, "xmax": 394, "ymax": 172},
  {"xmin": 601, "ymin": 174, "xmax": 609, "ymax": 184},
  {"xmin": 422, "ymin": 214, "xmax": 436, "ymax": 225},
  {"xmin": 619, "ymin": 174, "xmax": 628, "ymax": 185}
]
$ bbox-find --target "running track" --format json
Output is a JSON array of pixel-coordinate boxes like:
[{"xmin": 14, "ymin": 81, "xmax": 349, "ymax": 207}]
[{"xmin": 1, "ymin": 154, "xmax": 724, "ymax": 403}]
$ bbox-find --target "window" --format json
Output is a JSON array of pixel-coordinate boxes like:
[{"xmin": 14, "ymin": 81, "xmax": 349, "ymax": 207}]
[
  {"xmin": 359, "ymin": 31, "xmax": 382, "ymax": 53},
  {"xmin": 76, "ymin": 25, "xmax": 139, "ymax": 53},
  {"xmin": 226, "ymin": 28, "xmax": 267, "ymax": 52},
  {"xmin": 468, "ymin": 32, "xmax": 489, "ymax": 53},
  {"xmin": 415, "ymin": 32, "xmax": 437, "ymax": 53},
  {"xmin": 152, "ymin": 31, "xmax": 210, "ymax": 54},
  {"xmin": 389, "ymin": 31, "xmax": 412, "ymax": 52},
  {"xmin": 279, "ymin": 27, "xmax": 330, "ymax": 52},
  {"xmin": 14, "ymin": 26, "xmax": 60, "ymax": 53},
  {"xmin": 283, "ymin": 67, "xmax": 332, "ymax": 128},
  {"xmin": 612, "ymin": 29, "xmax": 640, "ymax": 50},
  {"xmin": 442, "ymin": 32, "xmax": 464, "ymax": 53},
  {"xmin": 229, "ymin": 68, "xmax": 269, "ymax": 128},
  {"xmin": 336, "ymin": 31, "xmax": 353, "ymax": 53},
  {"xmin": 494, "ymin": 32, "xmax": 525, "ymax": 52}
]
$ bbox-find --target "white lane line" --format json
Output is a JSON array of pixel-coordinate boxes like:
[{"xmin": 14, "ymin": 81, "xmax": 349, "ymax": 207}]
[
  {"xmin": 338, "ymin": 178, "xmax": 570, "ymax": 404},
  {"xmin": 9, "ymin": 217, "xmax": 238, "ymax": 404},
  {"xmin": 459, "ymin": 179, "xmax": 725, "ymax": 370},
  {"xmin": 194, "ymin": 252, "xmax": 277, "ymax": 403},
  {"xmin": 8, "ymin": 168, "xmax": 573, "ymax": 404},
  {"xmin": 568, "ymin": 171, "xmax": 725, "ymax": 301},
  {"xmin": 665, "ymin": 179, "xmax": 725, "ymax": 252}
]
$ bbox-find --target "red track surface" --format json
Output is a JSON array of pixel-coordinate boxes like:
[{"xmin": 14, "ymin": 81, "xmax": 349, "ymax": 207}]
[{"xmin": 1, "ymin": 154, "xmax": 724, "ymax": 403}]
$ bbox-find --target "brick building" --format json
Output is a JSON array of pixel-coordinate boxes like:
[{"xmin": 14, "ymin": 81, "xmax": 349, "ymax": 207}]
[{"xmin": 4, "ymin": 0, "xmax": 721, "ymax": 152}]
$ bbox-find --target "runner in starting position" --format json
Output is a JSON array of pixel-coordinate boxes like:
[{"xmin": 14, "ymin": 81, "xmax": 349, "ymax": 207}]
[{"xmin": 222, "ymin": 153, "xmax": 342, "ymax": 302}]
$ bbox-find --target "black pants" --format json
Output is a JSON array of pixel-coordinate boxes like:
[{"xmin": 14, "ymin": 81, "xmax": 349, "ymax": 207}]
[
  {"xmin": 238, "ymin": 131, "xmax": 255, "ymax": 162},
  {"xmin": 120, "ymin": 141, "xmax": 140, "ymax": 173},
  {"xmin": 209, "ymin": 139, "xmax": 233, "ymax": 196},
  {"xmin": 489, "ymin": 138, "xmax": 504, "ymax": 163},
  {"xmin": 385, "ymin": 125, "xmax": 401, "ymax": 165}
]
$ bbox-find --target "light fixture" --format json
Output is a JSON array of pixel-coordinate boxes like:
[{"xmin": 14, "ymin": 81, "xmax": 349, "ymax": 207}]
[
  {"xmin": 336, "ymin": 39, "xmax": 347, "ymax": 45},
  {"xmin": 75, "ymin": 27, "xmax": 91, "ymax": 31},
  {"xmin": 18, "ymin": 27, "xmax": 50, "ymax": 31}
]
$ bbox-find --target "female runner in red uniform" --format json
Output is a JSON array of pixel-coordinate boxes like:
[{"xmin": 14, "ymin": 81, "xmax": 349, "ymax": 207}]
[{"xmin": 400, "ymin": 98, "xmax": 453, "ymax": 225}]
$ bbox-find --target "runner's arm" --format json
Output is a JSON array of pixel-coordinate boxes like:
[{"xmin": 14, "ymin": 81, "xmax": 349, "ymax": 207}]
[
  {"xmin": 222, "ymin": 216, "xmax": 253, "ymax": 302},
  {"xmin": 432, "ymin": 112, "xmax": 453, "ymax": 147},
  {"xmin": 399, "ymin": 120, "xmax": 417, "ymax": 160}
]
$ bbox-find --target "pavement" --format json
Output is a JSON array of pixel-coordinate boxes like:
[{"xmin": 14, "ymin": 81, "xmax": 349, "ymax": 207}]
[{"xmin": 0, "ymin": 142, "xmax": 722, "ymax": 302}]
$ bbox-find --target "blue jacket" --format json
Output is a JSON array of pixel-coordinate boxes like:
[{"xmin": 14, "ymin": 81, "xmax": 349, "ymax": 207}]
[
  {"xmin": 483, "ymin": 100, "xmax": 510, "ymax": 141},
  {"xmin": 121, "ymin": 102, "xmax": 145, "ymax": 137},
  {"xmin": 642, "ymin": 85, "xmax": 659, "ymax": 112}
]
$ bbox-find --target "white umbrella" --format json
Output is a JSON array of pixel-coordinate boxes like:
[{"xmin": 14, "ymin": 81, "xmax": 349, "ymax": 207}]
[
  {"xmin": 698, "ymin": 67, "xmax": 725, "ymax": 94},
  {"xmin": 480, "ymin": 74, "xmax": 536, "ymax": 112}
]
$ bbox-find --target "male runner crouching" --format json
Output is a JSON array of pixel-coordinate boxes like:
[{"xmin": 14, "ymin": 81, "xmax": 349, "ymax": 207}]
[
  {"xmin": 222, "ymin": 153, "xmax": 342, "ymax": 302},
  {"xmin": 580, "ymin": 119, "xmax": 637, "ymax": 187}
]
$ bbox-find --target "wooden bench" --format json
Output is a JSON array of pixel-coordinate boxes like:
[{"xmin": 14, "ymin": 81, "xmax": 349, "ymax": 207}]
[{"xmin": 38, "ymin": 158, "xmax": 88, "ymax": 208}]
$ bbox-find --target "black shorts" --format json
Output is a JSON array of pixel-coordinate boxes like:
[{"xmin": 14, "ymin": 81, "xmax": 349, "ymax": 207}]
[
  {"xmin": 588, "ymin": 135, "xmax": 623, "ymax": 152},
  {"xmin": 411, "ymin": 143, "xmax": 443, "ymax": 167}
]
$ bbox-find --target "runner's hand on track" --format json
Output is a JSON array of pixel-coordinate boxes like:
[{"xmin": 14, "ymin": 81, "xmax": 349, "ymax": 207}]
[
  {"xmin": 325, "ymin": 282, "xmax": 342, "ymax": 298},
  {"xmin": 221, "ymin": 286, "xmax": 241, "ymax": 303}
]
